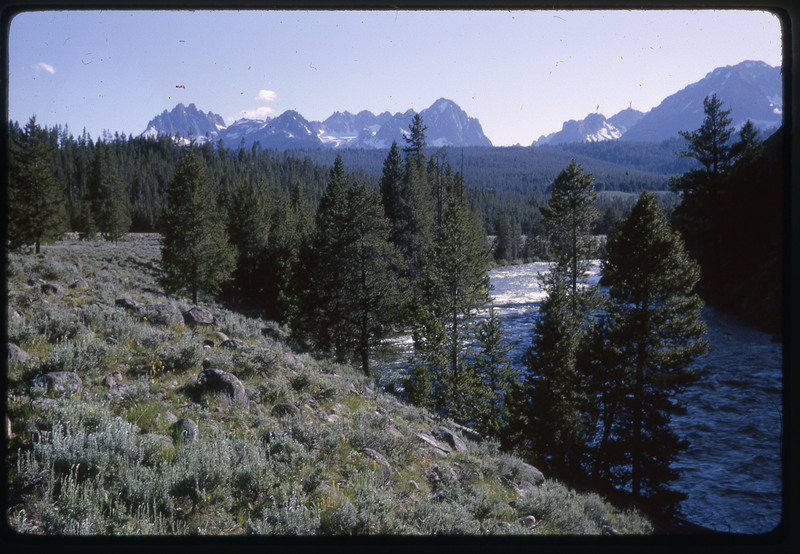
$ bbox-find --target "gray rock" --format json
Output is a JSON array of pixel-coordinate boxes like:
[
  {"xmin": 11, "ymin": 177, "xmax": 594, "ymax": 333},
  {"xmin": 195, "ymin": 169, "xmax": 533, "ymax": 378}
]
[
  {"xmin": 115, "ymin": 297, "xmax": 140, "ymax": 310},
  {"xmin": 518, "ymin": 462, "xmax": 545, "ymax": 485},
  {"xmin": 271, "ymin": 403, "xmax": 299, "ymax": 418},
  {"xmin": 197, "ymin": 368, "xmax": 247, "ymax": 401},
  {"xmin": 518, "ymin": 515, "xmax": 537, "ymax": 528},
  {"xmin": 29, "ymin": 371, "xmax": 82, "ymax": 393},
  {"xmin": 358, "ymin": 448, "xmax": 393, "ymax": 485},
  {"xmin": 40, "ymin": 282, "xmax": 64, "ymax": 295},
  {"xmin": 68, "ymin": 278, "xmax": 89, "ymax": 290},
  {"xmin": 415, "ymin": 430, "xmax": 451, "ymax": 455},
  {"xmin": 434, "ymin": 426, "xmax": 468, "ymax": 453},
  {"xmin": 222, "ymin": 338, "xmax": 248, "ymax": 350},
  {"xmin": 173, "ymin": 418, "xmax": 199, "ymax": 442},
  {"xmin": 183, "ymin": 307, "xmax": 215, "ymax": 326},
  {"xmin": 8, "ymin": 343, "xmax": 29, "ymax": 363},
  {"xmin": 140, "ymin": 303, "xmax": 184, "ymax": 327},
  {"xmin": 140, "ymin": 433, "xmax": 175, "ymax": 450}
]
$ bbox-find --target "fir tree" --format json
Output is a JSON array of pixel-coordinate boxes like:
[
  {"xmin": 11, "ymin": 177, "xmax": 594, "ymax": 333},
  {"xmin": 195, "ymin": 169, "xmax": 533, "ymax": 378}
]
[
  {"xmin": 226, "ymin": 176, "xmax": 272, "ymax": 302},
  {"xmin": 599, "ymin": 191, "xmax": 707, "ymax": 510},
  {"xmin": 160, "ymin": 146, "xmax": 236, "ymax": 304},
  {"xmin": 89, "ymin": 143, "xmax": 131, "ymax": 243},
  {"xmin": 402, "ymin": 113, "xmax": 427, "ymax": 166},
  {"xmin": 472, "ymin": 301, "xmax": 518, "ymax": 439},
  {"xmin": 411, "ymin": 194, "xmax": 491, "ymax": 420},
  {"xmin": 8, "ymin": 117, "xmax": 66, "ymax": 253},
  {"xmin": 540, "ymin": 159, "xmax": 599, "ymax": 301}
]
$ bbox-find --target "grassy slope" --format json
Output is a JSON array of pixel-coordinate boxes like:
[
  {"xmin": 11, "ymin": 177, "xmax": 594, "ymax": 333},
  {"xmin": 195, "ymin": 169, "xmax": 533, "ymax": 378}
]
[{"xmin": 5, "ymin": 234, "xmax": 651, "ymax": 536}]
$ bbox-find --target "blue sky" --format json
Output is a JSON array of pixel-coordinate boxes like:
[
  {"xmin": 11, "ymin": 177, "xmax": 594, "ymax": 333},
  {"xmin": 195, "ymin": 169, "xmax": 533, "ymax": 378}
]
[{"xmin": 7, "ymin": 9, "xmax": 783, "ymax": 146}]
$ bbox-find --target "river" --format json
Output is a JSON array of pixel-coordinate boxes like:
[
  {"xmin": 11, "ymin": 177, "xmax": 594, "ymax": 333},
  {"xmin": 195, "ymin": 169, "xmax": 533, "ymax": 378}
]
[
  {"xmin": 376, "ymin": 261, "xmax": 783, "ymax": 534},
  {"xmin": 489, "ymin": 261, "xmax": 783, "ymax": 534}
]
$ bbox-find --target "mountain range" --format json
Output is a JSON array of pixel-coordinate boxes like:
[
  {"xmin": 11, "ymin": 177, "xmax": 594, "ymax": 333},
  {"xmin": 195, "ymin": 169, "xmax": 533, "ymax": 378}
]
[
  {"xmin": 533, "ymin": 60, "xmax": 782, "ymax": 145},
  {"xmin": 141, "ymin": 60, "xmax": 781, "ymax": 149},
  {"xmin": 142, "ymin": 98, "xmax": 492, "ymax": 150}
]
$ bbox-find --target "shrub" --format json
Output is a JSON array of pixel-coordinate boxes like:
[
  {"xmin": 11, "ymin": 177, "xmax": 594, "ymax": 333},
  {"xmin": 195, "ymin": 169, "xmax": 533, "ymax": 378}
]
[{"xmin": 248, "ymin": 487, "xmax": 320, "ymax": 535}]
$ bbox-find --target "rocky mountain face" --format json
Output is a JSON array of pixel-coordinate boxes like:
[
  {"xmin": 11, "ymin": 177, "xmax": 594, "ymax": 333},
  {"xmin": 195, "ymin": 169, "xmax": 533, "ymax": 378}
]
[
  {"xmin": 535, "ymin": 60, "xmax": 781, "ymax": 145},
  {"xmin": 141, "ymin": 98, "xmax": 492, "ymax": 150},
  {"xmin": 534, "ymin": 109, "xmax": 644, "ymax": 145},
  {"xmin": 621, "ymin": 60, "xmax": 782, "ymax": 141},
  {"xmin": 141, "ymin": 103, "xmax": 226, "ymax": 141}
]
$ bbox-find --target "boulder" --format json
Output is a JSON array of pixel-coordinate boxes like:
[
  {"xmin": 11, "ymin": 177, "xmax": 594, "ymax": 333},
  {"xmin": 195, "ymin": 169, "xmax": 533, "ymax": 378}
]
[
  {"xmin": 173, "ymin": 418, "xmax": 199, "ymax": 442},
  {"xmin": 415, "ymin": 430, "xmax": 451, "ymax": 455},
  {"xmin": 197, "ymin": 368, "xmax": 247, "ymax": 401},
  {"xmin": 271, "ymin": 403, "xmax": 299, "ymax": 418},
  {"xmin": 40, "ymin": 282, "xmax": 64, "ymax": 295},
  {"xmin": 518, "ymin": 515, "xmax": 537, "ymax": 528},
  {"xmin": 434, "ymin": 426, "xmax": 468, "ymax": 453},
  {"xmin": 517, "ymin": 462, "xmax": 545, "ymax": 486},
  {"xmin": 358, "ymin": 448, "xmax": 393, "ymax": 485},
  {"xmin": 222, "ymin": 338, "xmax": 248, "ymax": 350},
  {"xmin": 68, "ymin": 278, "xmax": 89, "ymax": 290},
  {"xmin": 183, "ymin": 307, "xmax": 215, "ymax": 326},
  {"xmin": 8, "ymin": 343, "xmax": 29, "ymax": 364},
  {"xmin": 140, "ymin": 304, "xmax": 184, "ymax": 327},
  {"xmin": 29, "ymin": 371, "xmax": 82, "ymax": 393},
  {"xmin": 115, "ymin": 297, "xmax": 140, "ymax": 311}
]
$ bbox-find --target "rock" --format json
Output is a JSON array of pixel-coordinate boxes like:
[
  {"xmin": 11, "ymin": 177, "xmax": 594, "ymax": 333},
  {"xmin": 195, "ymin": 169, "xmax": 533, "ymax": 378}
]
[
  {"xmin": 140, "ymin": 303, "xmax": 184, "ymax": 327},
  {"xmin": 517, "ymin": 462, "xmax": 545, "ymax": 485},
  {"xmin": 115, "ymin": 297, "xmax": 140, "ymax": 310},
  {"xmin": 7, "ymin": 343, "xmax": 29, "ymax": 364},
  {"xmin": 40, "ymin": 282, "xmax": 64, "ymax": 295},
  {"xmin": 222, "ymin": 338, "xmax": 248, "ymax": 350},
  {"xmin": 140, "ymin": 433, "xmax": 175, "ymax": 452},
  {"xmin": 183, "ymin": 307, "xmax": 215, "ymax": 326},
  {"xmin": 202, "ymin": 358, "xmax": 212, "ymax": 369},
  {"xmin": 197, "ymin": 368, "xmax": 247, "ymax": 401},
  {"xmin": 358, "ymin": 448, "xmax": 393, "ymax": 485},
  {"xmin": 386, "ymin": 424, "xmax": 403, "ymax": 439},
  {"xmin": 434, "ymin": 426, "xmax": 468, "ymax": 453},
  {"xmin": 173, "ymin": 418, "xmax": 199, "ymax": 442},
  {"xmin": 68, "ymin": 278, "xmax": 89, "ymax": 290},
  {"xmin": 203, "ymin": 339, "xmax": 215, "ymax": 348},
  {"xmin": 449, "ymin": 421, "xmax": 484, "ymax": 443},
  {"xmin": 102, "ymin": 375, "xmax": 116, "ymax": 388},
  {"xmin": 271, "ymin": 403, "xmax": 299, "ymax": 418},
  {"xmin": 164, "ymin": 411, "xmax": 178, "ymax": 425},
  {"xmin": 514, "ymin": 480, "xmax": 537, "ymax": 496},
  {"xmin": 29, "ymin": 371, "xmax": 82, "ymax": 393},
  {"xmin": 207, "ymin": 331, "xmax": 229, "ymax": 347},
  {"xmin": 518, "ymin": 515, "xmax": 537, "ymax": 528},
  {"xmin": 415, "ymin": 430, "xmax": 451, "ymax": 455},
  {"xmin": 408, "ymin": 480, "xmax": 420, "ymax": 491}
]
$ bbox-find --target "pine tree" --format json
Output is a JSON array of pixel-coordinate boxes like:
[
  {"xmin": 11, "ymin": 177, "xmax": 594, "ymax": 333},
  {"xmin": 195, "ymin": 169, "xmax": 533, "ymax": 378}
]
[
  {"xmin": 472, "ymin": 301, "xmax": 518, "ymax": 439},
  {"xmin": 599, "ymin": 191, "xmax": 707, "ymax": 509},
  {"xmin": 410, "ymin": 194, "xmax": 491, "ymax": 420},
  {"xmin": 160, "ymin": 146, "xmax": 236, "ymax": 304},
  {"xmin": 226, "ymin": 176, "xmax": 272, "ymax": 302},
  {"xmin": 540, "ymin": 159, "xmax": 599, "ymax": 300},
  {"xmin": 89, "ymin": 143, "xmax": 131, "ymax": 243},
  {"xmin": 523, "ymin": 264, "xmax": 595, "ymax": 472},
  {"xmin": 8, "ymin": 117, "xmax": 66, "ymax": 253},
  {"xmin": 294, "ymin": 156, "xmax": 401, "ymax": 376},
  {"xmin": 402, "ymin": 113, "xmax": 427, "ymax": 166}
]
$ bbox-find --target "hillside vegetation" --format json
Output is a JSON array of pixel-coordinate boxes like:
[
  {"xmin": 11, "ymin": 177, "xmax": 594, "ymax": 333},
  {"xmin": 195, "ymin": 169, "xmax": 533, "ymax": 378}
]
[{"xmin": 6, "ymin": 235, "xmax": 652, "ymax": 536}]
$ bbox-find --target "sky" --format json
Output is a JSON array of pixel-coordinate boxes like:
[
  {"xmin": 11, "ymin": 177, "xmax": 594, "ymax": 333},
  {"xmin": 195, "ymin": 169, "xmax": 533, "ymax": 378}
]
[{"xmin": 7, "ymin": 9, "xmax": 783, "ymax": 146}]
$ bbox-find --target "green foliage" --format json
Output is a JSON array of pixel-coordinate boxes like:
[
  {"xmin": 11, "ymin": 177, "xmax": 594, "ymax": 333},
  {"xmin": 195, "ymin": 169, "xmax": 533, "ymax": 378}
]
[
  {"xmin": 8, "ymin": 117, "xmax": 66, "ymax": 253},
  {"xmin": 597, "ymin": 191, "xmax": 707, "ymax": 508},
  {"xmin": 89, "ymin": 143, "xmax": 131, "ymax": 242},
  {"xmin": 159, "ymin": 146, "xmax": 237, "ymax": 303}
]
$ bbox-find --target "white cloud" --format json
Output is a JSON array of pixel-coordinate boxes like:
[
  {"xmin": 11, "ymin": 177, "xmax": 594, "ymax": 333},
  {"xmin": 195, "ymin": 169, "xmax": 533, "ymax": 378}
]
[
  {"xmin": 37, "ymin": 62, "xmax": 56, "ymax": 74},
  {"xmin": 256, "ymin": 89, "xmax": 277, "ymax": 102},
  {"xmin": 241, "ymin": 106, "xmax": 273, "ymax": 120}
]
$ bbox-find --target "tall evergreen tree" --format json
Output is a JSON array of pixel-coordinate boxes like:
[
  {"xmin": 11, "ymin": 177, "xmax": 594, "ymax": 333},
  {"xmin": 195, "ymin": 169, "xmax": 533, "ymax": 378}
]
[
  {"xmin": 226, "ymin": 176, "xmax": 272, "ymax": 302},
  {"xmin": 410, "ymin": 194, "xmax": 491, "ymax": 420},
  {"xmin": 402, "ymin": 113, "xmax": 427, "ymax": 166},
  {"xmin": 160, "ymin": 146, "xmax": 236, "ymax": 304},
  {"xmin": 599, "ymin": 191, "xmax": 707, "ymax": 509},
  {"xmin": 540, "ymin": 159, "xmax": 599, "ymax": 301},
  {"xmin": 8, "ymin": 117, "xmax": 66, "ymax": 253},
  {"xmin": 294, "ymin": 156, "xmax": 400, "ymax": 376},
  {"xmin": 89, "ymin": 143, "xmax": 131, "ymax": 243},
  {"xmin": 523, "ymin": 263, "xmax": 595, "ymax": 473},
  {"xmin": 472, "ymin": 301, "xmax": 518, "ymax": 439}
]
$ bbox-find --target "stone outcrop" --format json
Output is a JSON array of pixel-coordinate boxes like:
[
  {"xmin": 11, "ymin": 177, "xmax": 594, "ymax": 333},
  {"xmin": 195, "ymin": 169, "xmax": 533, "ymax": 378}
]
[
  {"xmin": 197, "ymin": 368, "xmax": 247, "ymax": 401},
  {"xmin": 183, "ymin": 307, "xmax": 215, "ymax": 326}
]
